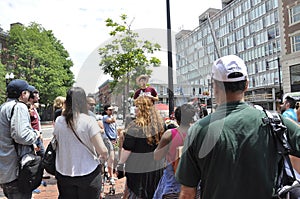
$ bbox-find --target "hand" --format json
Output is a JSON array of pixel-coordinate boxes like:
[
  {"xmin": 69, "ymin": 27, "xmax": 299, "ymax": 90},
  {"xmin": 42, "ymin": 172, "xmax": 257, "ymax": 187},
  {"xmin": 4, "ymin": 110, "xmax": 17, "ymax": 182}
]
[{"xmin": 116, "ymin": 163, "xmax": 125, "ymax": 179}]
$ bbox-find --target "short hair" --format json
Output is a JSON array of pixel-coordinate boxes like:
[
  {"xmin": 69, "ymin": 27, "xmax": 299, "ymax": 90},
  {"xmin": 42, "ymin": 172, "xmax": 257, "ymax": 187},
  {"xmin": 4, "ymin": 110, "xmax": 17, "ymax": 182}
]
[
  {"xmin": 175, "ymin": 104, "xmax": 196, "ymax": 125},
  {"xmin": 214, "ymin": 79, "xmax": 247, "ymax": 93},
  {"xmin": 285, "ymin": 96, "xmax": 296, "ymax": 109}
]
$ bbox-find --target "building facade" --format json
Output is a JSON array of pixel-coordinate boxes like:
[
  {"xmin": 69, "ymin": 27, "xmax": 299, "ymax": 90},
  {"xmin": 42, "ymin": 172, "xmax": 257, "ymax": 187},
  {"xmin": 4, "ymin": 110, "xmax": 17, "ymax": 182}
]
[
  {"xmin": 279, "ymin": 0, "xmax": 300, "ymax": 93},
  {"xmin": 176, "ymin": 0, "xmax": 284, "ymax": 110}
]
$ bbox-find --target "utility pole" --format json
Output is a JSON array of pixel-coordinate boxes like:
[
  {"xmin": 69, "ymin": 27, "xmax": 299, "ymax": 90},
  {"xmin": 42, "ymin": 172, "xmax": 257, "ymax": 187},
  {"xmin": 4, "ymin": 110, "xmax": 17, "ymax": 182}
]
[
  {"xmin": 166, "ymin": 0, "xmax": 174, "ymax": 118},
  {"xmin": 277, "ymin": 57, "xmax": 282, "ymax": 102}
]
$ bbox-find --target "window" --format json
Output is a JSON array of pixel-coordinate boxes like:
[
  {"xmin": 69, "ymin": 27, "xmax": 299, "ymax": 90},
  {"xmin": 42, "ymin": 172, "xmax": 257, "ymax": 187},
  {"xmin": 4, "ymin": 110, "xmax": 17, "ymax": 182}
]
[
  {"xmin": 291, "ymin": 34, "xmax": 300, "ymax": 52},
  {"xmin": 290, "ymin": 4, "xmax": 300, "ymax": 24},
  {"xmin": 290, "ymin": 64, "xmax": 300, "ymax": 92}
]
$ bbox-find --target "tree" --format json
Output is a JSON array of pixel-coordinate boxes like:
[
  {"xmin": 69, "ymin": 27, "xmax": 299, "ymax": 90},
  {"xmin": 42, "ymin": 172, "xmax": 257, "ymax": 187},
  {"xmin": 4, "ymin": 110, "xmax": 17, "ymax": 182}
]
[
  {"xmin": 99, "ymin": 14, "xmax": 161, "ymax": 117},
  {"xmin": 0, "ymin": 61, "xmax": 6, "ymax": 104},
  {"xmin": 1, "ymin": 22, "xmax": 74, "ymax": 105}
]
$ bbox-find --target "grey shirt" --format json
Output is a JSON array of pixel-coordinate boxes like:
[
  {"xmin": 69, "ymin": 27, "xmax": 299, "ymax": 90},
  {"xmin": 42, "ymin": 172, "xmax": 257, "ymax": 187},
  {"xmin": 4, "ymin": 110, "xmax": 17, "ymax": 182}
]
[{"xmin": 0, "ymin": 99, "xmax": 39, "ymax": 184}]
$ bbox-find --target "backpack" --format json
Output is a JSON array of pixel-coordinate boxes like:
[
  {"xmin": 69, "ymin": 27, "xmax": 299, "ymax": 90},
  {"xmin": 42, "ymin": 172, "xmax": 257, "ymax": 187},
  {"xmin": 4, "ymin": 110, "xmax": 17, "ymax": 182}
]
[{"xmin": 255, "ymin": 105, "xmax": 300, "ymax": 199}]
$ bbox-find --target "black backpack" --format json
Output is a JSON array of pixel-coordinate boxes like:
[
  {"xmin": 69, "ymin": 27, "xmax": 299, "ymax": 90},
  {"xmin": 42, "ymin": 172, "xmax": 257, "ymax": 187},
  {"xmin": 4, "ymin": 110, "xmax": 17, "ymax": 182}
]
[{"xmin": 255, "ymin": 105, "xmax": 300, "ymax": 199}]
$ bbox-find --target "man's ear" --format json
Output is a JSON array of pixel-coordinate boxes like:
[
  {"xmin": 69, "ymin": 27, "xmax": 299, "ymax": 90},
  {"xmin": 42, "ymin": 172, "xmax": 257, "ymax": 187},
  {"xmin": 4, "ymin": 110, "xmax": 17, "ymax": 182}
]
[{"xmin": 244, "ymin": 80, "xmax": 249, "ymax": 91}]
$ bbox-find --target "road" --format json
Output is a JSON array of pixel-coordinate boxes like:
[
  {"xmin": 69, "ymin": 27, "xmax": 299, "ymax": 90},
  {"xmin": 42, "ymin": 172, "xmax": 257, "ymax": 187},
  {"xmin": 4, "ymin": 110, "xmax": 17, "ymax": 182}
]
[{"xmin": 41, "ymin": 119, "xmax": 124, "ymax": 140}]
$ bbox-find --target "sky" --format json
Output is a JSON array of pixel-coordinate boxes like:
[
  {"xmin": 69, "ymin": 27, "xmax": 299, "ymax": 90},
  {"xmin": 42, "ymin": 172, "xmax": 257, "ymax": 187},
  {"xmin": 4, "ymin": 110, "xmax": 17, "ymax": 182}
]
[{"xmin": 0, "ymin": 0, "xmax": 222, "ymax": 93}]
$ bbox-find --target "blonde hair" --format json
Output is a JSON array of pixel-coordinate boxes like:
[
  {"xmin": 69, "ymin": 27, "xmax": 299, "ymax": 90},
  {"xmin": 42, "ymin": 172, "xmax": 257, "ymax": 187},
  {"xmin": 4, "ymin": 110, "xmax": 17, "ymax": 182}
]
[
  {"xmin": 53, "ymin": 96, "xmax": 66, "ymax": 110},
  {"xmin": 133, "ymin": 96, "xmax": 164, "ymax": 145}
]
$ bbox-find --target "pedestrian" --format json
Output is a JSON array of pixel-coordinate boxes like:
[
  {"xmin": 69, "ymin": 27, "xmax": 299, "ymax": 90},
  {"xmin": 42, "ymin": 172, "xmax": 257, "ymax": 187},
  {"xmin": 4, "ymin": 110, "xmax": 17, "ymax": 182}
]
[
  {"xmin": 53, "ymin": 96, "xmax": 65, "ymax": 124},
  {"xmin": 175, "ymin": 55, "xmax": 300, "ymax": 199},
  {"xmin": 280, "ymin": 95, "xmax": 298, "ymax": 123},
  {"xmin": 117, "ymin": 96, "xmax": 164, "ymax": 199},
  {"xmin": 28, "ymin": 89, "xmax": 45, "ymax": 157},
  {"xmin": 0, "ymin": 79, "xmax": 40, "ymax": 199},
  {"xmin": 102, "ymin": 104, "xmax": 117, "ymax": 185},
  {"xmin": 53, "ymin": 87, "xmax": 108, "ymax": 199},
  {"xmin": 28, "ymin": 88, "xmax": 47, "ymax": 193},
  {"xmin": 153, "ymin": 104, "xmax": 196, "ymax": 198},
  {"xmin": 133, "ymin": 74, "xmax": 158, "ymax": 103}
]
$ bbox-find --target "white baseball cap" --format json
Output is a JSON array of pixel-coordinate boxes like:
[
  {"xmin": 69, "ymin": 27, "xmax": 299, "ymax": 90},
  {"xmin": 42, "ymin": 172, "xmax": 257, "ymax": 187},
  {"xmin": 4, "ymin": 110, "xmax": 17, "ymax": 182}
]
[{"xmin": 212, "ymin": 55, "xmax": 248, "ymax": 82}]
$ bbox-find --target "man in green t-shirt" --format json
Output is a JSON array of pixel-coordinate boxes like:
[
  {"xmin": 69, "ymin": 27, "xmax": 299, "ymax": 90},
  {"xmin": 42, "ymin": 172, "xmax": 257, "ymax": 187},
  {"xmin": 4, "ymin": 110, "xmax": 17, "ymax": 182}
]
[{"xmin": 175, "ymin": 55, "xmax": 300, "ymax": 199}]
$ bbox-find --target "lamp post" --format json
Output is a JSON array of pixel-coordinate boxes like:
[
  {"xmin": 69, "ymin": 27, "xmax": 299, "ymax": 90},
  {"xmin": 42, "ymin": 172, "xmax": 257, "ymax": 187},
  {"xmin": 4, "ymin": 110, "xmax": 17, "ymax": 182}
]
[
  {"xmin": 5, "ymin": 72, "xmax": 14, "ymax": 87},
  {"xmin": 166, "ymin": 0, "xmax": 174, "ymax": 118}
]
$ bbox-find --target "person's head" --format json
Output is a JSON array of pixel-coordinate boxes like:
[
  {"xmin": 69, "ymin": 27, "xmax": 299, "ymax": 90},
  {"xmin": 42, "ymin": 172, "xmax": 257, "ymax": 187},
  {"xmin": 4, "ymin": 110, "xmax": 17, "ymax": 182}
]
[
  {"xmin": 280, "ymin": 96, "xmax": 296, "ymax": 113},
  {"xmin": 136, "ymin": 75, "xmax": 149, "ymax": 88},
  {"xmin": 104, "ymin": 104, "xmax": 114, "ymax": 116},
  {"xmin": 212, "ymin": 55, "xmax": 248, "ymax": 104},
  {"xmin": 175, "ymin": 104, "xmax": 196, "ymax": 126},
  {"xmin": 296, "ymin": 102, "xmax": 300, "ymax": 110},
  {"xmin": 133, "ymin": 96, "xmax": 164, "ymax": 145},
  {"xmin": 29, "ymin": 89, "xmax": 40, "ymax": 104},
  {"xmin": 53, "ymin": 96, "xmax": 66, "ymax": 110},
  {"xmin": 87, "ymin": 97, "xmax": 96, "ymax": 112},
  {"xmin": 7, "ymin": 79, "xmax": 35, "ymax": 103},
  {"xmin": 63, "ymin": 87, "xmax": 88, "ymax": 130}
]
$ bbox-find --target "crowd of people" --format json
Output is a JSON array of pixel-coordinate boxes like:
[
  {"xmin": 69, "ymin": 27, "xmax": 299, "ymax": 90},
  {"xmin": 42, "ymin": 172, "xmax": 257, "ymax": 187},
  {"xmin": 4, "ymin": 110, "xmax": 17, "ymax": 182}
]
[{"xmin": 1, "ymin": 54, "xmax": 300, "ymax": 199}]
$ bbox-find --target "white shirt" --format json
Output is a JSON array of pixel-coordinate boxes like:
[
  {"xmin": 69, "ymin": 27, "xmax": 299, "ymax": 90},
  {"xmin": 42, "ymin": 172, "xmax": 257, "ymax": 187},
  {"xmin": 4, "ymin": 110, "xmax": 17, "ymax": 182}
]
[{"xmin": 53, "ymin": 113, "xmax": 100, "ymax": 176}]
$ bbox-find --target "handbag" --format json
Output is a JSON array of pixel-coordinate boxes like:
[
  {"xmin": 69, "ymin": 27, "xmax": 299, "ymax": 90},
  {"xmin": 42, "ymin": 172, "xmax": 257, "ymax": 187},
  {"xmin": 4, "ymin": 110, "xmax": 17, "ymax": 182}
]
[{"xmin": 42, "ymin": 137, "xmax": 57, "ymax": 175}]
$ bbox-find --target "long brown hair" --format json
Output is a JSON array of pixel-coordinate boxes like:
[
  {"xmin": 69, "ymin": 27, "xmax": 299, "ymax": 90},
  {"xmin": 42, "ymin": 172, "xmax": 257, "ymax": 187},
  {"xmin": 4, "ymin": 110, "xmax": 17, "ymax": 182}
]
[
  {"xmin": 133, "ymin": 96, "xmax": 164, "ymax": 145},
  {"xmin": 63, "ymin": 87, "xmax": 88, "ymax": 131}
]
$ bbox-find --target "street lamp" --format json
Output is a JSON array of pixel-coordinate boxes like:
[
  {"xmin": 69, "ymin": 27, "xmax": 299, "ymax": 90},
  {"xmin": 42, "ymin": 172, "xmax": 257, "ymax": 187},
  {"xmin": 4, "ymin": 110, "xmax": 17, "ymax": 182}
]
[{"xmin": 5, "ymin": 72, "xmax": 14, "ymax": 87}]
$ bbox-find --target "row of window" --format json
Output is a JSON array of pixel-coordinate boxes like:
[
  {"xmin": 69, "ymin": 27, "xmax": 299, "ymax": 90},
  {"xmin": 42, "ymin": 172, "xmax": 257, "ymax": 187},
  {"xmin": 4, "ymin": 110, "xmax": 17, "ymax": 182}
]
[
  {"xmin": 248, "ymin": 71, "xmax": 280, "ymax": 88},
  {"xmin": 290, "ymin": 4, "xmax": 300, "ymax": 24}
]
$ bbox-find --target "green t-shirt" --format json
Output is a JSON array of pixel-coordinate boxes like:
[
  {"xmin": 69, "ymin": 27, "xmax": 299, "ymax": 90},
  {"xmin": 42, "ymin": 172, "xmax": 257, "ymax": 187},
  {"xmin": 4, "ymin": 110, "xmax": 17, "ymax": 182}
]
[{"xmin": 175, "ymin": 101, "xmax": 300, "ymax": 199}]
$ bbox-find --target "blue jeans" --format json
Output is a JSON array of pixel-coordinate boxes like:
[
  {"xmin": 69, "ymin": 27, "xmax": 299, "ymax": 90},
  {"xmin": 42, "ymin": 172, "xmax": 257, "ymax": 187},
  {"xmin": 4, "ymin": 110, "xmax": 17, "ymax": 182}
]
[
  {"xmin": 0, "ymin": 179, "xmax": 32, "ymax": 199},
  {"xmin": 35, "ymin": 137, "xmax": 45, "ymax": 157}
]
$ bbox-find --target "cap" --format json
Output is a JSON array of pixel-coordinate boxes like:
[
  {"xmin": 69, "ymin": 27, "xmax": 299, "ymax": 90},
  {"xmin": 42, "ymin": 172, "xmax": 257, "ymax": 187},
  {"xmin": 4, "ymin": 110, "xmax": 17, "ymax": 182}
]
[
  {"xmin": 33, "ymin": 89, "xmax": 39, "ymax": 93},
  {"xmin": 136, "ymin": 75, "xmax": 149, "ymax": 84},
  {"xmin": 104, "ymin": 105, "xmax": 114, "ymax": 111},
  {"xmin": 212, "ymin": 55, "xmax": 248, "ymax": 82},
  {"xmin": 28, "ymin": 85, "xmax": 36, "ymax": 92},
  {"xmin": 7, "ymin": 79, "xmax": 34, "ymax": 96}
]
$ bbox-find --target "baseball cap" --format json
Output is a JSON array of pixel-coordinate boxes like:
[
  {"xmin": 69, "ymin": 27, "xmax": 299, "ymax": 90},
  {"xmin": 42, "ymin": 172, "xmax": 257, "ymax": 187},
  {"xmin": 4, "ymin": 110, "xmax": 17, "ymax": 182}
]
[
  {"xmin": 212, "ymin": 55, "xmax": 248, "ymax": 82},
  {"xmin": 7, "ymin": 79, "xmax": 34, "ymax": 96}
]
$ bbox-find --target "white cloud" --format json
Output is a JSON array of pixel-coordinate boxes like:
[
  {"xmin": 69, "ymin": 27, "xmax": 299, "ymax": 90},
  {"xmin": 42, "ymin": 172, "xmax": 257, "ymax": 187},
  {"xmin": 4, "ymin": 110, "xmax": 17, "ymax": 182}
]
[{"xmin": 0, "ymin": 0, "xmax": 221, "ymax": 93}]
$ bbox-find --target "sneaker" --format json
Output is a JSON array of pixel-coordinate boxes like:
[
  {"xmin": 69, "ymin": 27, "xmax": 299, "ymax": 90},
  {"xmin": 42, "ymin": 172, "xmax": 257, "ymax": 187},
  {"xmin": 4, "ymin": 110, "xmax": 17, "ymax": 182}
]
[
  {"xmin": 41, "ymin": 181, "xmax": 47, "ymax": 187},
  {"xmin": 109, "ymin": 177, "xmax": 115, "ymax": 185},
  {"xmin": 33, "ymin": 189, "xmax": 41, "ymax": 194}
]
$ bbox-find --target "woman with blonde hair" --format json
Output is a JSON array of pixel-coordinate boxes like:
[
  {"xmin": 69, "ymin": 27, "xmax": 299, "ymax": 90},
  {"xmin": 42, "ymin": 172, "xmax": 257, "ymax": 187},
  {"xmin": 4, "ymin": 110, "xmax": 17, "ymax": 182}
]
[
  {"xmin": 117, "ymin": 96, "xmax": 164, "ymax": 199},
  {"xmin": 53, "ymin": 96, "xmax": 66, "ymax": 123}
]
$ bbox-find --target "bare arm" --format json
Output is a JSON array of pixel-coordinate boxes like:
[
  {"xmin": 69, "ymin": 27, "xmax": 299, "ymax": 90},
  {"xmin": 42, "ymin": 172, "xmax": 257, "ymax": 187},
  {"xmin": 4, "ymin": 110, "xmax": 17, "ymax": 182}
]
[
  {"xmin": 91, "ymin": 133, "xmax": 108, "ymax": 160},
  {"xmin": 154, "ymin": 129, "xmax": 172, "ymax": 160},
  {"xmin": 179, "ymin": 185, "xmax": 196, "ymax": 199},
  {"xmin": 118, "ymin": 148, "xmax": 131, "ymax": 164}
]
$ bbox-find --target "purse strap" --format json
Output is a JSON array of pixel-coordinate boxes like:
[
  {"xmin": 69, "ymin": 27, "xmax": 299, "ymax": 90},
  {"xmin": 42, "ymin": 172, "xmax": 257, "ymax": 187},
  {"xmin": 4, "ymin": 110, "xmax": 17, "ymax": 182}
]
[{"xmin": 70, "ymin": 128, "xmax": 98, "ymax": 159}]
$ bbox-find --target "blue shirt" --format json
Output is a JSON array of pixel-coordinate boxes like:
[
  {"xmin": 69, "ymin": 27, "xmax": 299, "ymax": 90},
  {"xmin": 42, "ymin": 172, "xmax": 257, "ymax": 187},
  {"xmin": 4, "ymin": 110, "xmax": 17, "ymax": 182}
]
[
  {"xmin": 282, "ymin": 108, "xmax": 298, "ymax": 123},
  {"xmin": 103, "ymin": 115, "xmax": 117, "ymax": 140}
]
